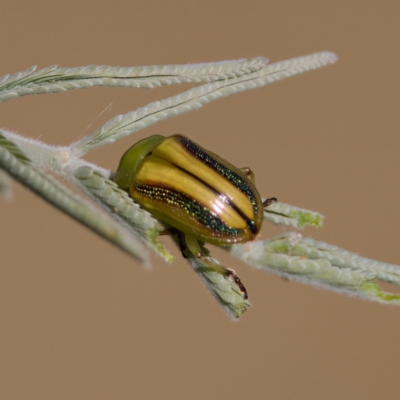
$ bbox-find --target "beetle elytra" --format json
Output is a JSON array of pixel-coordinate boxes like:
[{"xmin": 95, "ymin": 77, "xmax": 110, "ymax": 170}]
[{"xmin": 115, "ymin": 134, "xmax": 276, "ymax": 259}]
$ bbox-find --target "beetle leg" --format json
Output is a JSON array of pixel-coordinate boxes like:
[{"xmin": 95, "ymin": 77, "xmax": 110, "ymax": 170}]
[
  {"xmin": 241, "ymin": 167, "xmax": 278, "ymax": 210},
  {"xmin": 174, "ymin": 232, "xmax": 205, "ymax": 259},
  {"xmin": 178, "ymin": 233, "xmax": 249, "ymax": 300},
  {"xmin": 158, "ymin": 228, "xmax": 191, "ymax": 258},
  {"xmin": 162, "ymin": 229, "xmax": 205, "ymax": 259},
  {"xmin": 158, "ymin": 227, "xmax": 179, "ymax": 236},
  {"xmin": 184, "ymin": 236, "xmax": 249, "ymax": 299},
  {"xmin": 225, "ymin": 268, "xmax": 249, "ymax": 300},
  {"xmin": 263, "ymin": 197, "xmax": 278, "ymax": 208},
  {"xmin": 240, "ymin": 167, "xmax": 255, "ymax": 183},
  {"xmin": 176, "ymin": 232, "xmax": 189, "ymax": 258},
  {"xmin": 183, "ymin": 234, "xmax": 204, "ymax": 259}
]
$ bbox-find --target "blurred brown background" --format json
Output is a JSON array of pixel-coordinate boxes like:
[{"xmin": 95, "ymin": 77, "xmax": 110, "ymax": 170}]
[{"xmin": 1, "ymin": 1, "xmax": 399, "ymax": 399}]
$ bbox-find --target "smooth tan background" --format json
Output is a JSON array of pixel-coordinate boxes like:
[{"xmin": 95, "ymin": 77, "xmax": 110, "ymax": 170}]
[{"xmin": 1, "ymin": 1, "xmax": 399, "ymax": 399}]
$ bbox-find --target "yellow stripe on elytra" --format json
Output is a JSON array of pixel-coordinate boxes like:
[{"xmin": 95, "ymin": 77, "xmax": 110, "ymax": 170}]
[
  {"xmin": 134, "ymin": 155, "xmax": 247, "ymax": 230},
  {"xmin": 153, "ymin": 137, "xmax": 256, "ymax": 221}
]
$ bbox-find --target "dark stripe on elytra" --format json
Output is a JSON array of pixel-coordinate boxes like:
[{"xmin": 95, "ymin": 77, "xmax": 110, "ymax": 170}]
[
  {"xmin": 134, "ymin": 184, "xmax": 242, "ymax": 238},
  {"xmin": 165, "ymin": 160, "xmax": 258, "ymax": 235},
  {"xmin": 178, "ymin": 136, "xmax": 259, "ymax": 215}
]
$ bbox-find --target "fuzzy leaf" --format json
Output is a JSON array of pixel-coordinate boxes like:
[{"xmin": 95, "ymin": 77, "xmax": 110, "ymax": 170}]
[
  {"xmin": 74, "ymin": 166, "xmax": 173, "ymax": 263},
  {"xmin": 264, "ymin": 201, "xmax": 324, "ymax": 228},
  {"xmin": 0, "ymin": 133, "xmax": 150, "ymax": 265},
  {"xmin": 230, "ymin": 233, "xmax": 400, "ymax": 304}
]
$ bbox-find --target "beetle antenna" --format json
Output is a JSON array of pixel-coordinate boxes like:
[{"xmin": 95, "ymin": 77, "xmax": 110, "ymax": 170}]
[{"xmin": 263, "ymin": 197, "xmax": 278, "ymax": 207}]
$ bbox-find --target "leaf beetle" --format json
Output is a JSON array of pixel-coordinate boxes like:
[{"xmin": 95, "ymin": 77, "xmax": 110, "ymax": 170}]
[{"xmin": 114, "ymin": 134, "xmax": 276, "ymax": 260}]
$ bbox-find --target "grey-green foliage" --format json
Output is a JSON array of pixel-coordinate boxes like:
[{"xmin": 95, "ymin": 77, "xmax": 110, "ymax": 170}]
[
  {"xmin": 3, "ymin": 52, "xmax": 396, "ymax": 320},
  {"xmin": 0, "ymin": 170, "xmax": 12, "ymax": 200},
  {"xmin": 231, "ymin": 233, "xmax": 400, "ymax": 305},
  {"xmin": 0, "ymin": 132, "xmax": 151, "ymax": 265}
]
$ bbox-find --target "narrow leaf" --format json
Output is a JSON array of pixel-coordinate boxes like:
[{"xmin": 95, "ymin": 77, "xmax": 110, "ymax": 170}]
[
  {"xmin": 264, "ymin": 201, "xmax": 324, "ymax": 228},
  {"xmin": 230, "ymin": 233, "xmax": 400, "ymax": 304},
  {"xmin": 73, "ymin": 51, "xmax": 338, "ymax": 155},
  {"xmin": 0, "ymin": 134, "xmax": 150, "ymax": 265},
  {"xmin": 0, "ymin": 58, "xmax": 267, "ymax": 103},
  {"xmin": 74, "ymin": 166, "xmax": 173, "ymax": 263}
]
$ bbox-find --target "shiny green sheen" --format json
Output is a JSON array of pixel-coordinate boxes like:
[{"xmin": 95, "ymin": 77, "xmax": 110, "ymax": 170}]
[
  {"xmin": 179, "ymin": 136, "xmax": 259, "ymax": 214},
  {"xmin": 135, "ymin": 183, "xmax": 241, "ymax": 237},
  {"xmin": 114, "ymin": 135, "xmax": 164, "ymax": 190}
]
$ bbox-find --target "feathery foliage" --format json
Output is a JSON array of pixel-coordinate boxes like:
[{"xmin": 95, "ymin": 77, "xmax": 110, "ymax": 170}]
[{"xmin": 2, "ymin": 52, "xmax": 396, "ymax": 320}]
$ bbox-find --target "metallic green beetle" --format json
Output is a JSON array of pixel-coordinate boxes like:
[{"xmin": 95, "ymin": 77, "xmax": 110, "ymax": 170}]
[{"xmin": 114, "ymin": 134, "xmax": 276, "ymax": 257}]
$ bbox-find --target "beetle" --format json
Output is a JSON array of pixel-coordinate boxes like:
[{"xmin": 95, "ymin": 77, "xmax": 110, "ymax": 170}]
[{"xmin": 114, "ymin": 134, "xmax": 276, "ymax": 260}]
